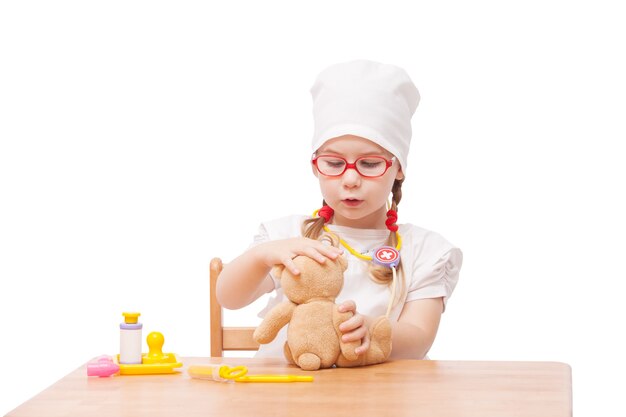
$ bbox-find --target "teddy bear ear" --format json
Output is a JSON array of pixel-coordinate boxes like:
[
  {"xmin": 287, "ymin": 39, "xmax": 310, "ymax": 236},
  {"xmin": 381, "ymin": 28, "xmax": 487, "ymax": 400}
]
[
  {"xmin": 319, "ymin": 232, "xmax": 340, "ymax": 248},
  {"xmin": 271, "ymin": 264, "xmax": 285, "ymax": 279},
  {"xmin": 337, "ymin": 252, "xmax": 348, "ymax": 271}
]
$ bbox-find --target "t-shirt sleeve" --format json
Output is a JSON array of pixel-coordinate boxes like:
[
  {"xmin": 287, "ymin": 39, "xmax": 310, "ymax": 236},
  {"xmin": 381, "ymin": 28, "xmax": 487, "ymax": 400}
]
[
  {"xmin": 251, "ymin": 222, "xmax": 270, "ymax": 246},
  {"xmin": 405, "ymin": 246, "xmax": 463, "ymax": 310},
  {"xmin": 248, "ymin": 222, "xmax": 282, "ymax": 290}
]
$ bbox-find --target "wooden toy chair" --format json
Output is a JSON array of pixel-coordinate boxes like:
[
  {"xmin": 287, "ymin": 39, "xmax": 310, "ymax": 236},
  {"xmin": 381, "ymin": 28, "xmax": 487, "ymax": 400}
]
[{"xmin": 210, "ymin": 258, "xmax": 260, "ymax": 357}]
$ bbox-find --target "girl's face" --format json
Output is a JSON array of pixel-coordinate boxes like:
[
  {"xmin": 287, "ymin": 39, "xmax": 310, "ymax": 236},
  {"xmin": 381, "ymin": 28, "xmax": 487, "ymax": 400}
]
[{"xmin": 313, "ymin": 135, "xmax": 404, "ymax": 229}]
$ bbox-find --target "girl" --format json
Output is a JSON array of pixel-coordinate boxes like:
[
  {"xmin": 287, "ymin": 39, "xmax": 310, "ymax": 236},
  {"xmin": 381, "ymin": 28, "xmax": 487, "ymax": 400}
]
[{"xmin": 217, "ymin": 60, "xmax": 462, "ymax": 360}]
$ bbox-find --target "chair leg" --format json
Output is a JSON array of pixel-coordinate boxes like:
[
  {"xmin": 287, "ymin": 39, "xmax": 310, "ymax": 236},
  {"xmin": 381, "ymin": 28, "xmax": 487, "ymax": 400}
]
[{"xmin": 210, "ymin": 258, "xmax": 224, "ymax": 357}]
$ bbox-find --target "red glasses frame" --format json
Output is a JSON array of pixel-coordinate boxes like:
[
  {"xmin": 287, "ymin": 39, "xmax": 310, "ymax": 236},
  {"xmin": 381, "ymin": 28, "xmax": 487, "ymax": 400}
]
[{"xmin": 311, "ymin": 154, "xmax": 396, "ymax": 178}]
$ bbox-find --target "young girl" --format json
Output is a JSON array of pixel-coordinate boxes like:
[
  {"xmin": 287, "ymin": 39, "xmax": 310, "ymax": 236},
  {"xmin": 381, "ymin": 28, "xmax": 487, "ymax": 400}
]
[{"xmin": 217, "ymin": 60, "xmax": 462, "ymax": 360}]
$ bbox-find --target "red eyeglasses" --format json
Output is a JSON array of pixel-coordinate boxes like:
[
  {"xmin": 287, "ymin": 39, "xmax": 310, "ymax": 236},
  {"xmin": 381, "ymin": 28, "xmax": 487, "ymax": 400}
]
[{"xmin": 311, "ymin": 155, "xmax": 396, "ymax": 178}]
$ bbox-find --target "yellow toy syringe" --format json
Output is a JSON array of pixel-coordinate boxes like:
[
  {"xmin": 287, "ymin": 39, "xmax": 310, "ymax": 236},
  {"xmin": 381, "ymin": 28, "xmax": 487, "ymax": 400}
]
[
  {"xmin": 188, "ymin": 365, "xmax": 313, "ymax": 383},
  {"xmin": 231, "ymin": 375, "xmax": 313, "ymax": 383}
]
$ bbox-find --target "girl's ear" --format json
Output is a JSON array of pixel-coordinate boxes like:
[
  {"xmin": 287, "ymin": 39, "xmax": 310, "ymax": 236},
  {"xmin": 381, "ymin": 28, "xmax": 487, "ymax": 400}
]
[{"xmin": 395, "ymin": 168, "xmax": 405, "ymax": 181}]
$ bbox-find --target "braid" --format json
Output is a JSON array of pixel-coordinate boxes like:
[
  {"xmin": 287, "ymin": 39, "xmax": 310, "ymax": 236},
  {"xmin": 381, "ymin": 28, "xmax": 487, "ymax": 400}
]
[
  {"xmin": 388, "ymin": 178, "xmax": 404, "ymax": 246},
  {"xmin": 369, "ymin": 178, "xmax": 406, "ymax": 306},
  {"xmin": 302, "ymin": 200, "xmax": 328, "ymax": 239},
  {"xmin": 391, "ymin": 178, "xmax": 403, "ymax": 209}
]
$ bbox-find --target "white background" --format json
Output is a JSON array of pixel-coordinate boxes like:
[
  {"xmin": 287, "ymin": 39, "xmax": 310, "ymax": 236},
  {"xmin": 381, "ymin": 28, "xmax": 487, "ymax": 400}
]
[{"xmin": 1, "ymin": 1, "xmax": 624, "ymax": 415}]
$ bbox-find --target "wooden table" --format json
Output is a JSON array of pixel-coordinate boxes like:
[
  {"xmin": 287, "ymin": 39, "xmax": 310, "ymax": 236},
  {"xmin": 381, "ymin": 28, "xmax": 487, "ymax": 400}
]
[{"xmin": 5, "ymin": 357, "xmax": 572, "ymax": 417}]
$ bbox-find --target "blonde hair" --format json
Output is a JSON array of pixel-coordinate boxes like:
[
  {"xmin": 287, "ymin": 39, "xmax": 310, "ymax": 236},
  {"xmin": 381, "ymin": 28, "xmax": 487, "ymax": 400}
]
[{"xmin": 302, "ymin": 178, "xmax": 406, "ymax": 306}]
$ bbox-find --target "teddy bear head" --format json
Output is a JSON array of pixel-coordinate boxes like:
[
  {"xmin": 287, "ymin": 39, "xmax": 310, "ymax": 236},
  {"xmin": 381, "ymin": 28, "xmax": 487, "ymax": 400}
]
[{"xmin": 272, "ymin": 235, "xmax": 348, "ymax": 305}]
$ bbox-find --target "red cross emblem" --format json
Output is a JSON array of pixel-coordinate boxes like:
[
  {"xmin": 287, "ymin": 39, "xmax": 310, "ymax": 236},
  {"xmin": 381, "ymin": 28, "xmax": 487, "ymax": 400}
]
[{"xmin": 373, "ymin": 247, "xmax": 400, "ymax": 267}]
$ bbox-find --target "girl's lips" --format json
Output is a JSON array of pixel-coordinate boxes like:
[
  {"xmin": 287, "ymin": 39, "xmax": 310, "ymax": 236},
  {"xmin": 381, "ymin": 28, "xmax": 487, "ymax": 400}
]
[{"xmin": 342, "ymin": 199, "xmax": 363, "ymax": 207}]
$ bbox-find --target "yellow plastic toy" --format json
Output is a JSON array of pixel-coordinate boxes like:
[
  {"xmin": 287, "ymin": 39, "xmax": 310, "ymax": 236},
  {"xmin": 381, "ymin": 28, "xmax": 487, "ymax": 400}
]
[
  {"xmin": 116, "ymin": 331, "xmax": 183, "ymax": 375},
  {"xmin": 187, "ymin": 365, "xmax": 313, "ymax": 383}
]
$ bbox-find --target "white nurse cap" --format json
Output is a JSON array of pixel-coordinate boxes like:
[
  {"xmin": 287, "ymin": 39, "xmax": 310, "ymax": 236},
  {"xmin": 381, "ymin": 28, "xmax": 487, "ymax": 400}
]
[{"xmin": 310, "ymin": 60, "xmax": 420, "ymax": 173}]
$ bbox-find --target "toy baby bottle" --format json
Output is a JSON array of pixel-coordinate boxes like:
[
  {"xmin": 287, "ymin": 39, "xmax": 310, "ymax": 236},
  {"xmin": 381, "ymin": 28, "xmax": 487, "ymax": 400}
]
[{"xmin": 120, "ymin": 312, "xmax": 142, "ymax": 364}]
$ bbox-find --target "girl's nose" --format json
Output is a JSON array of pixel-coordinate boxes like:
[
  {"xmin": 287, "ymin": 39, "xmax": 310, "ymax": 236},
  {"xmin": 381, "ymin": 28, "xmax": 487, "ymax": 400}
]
[{"xmin": 341, "ymin": 167, "xmax": 361, "ymax": 187}]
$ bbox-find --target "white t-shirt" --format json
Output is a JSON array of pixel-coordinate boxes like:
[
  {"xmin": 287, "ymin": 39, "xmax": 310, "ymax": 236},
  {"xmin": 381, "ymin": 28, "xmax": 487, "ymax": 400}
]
[{"xmin": 251, "ymin": 214, "xmax": 463, "ymax": 358}]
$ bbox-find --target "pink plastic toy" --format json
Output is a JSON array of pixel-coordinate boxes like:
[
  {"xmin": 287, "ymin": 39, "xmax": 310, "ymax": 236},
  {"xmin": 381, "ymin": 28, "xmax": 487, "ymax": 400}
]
[{"xmin": 87, "ymin": 355, "xmax": 120, "ymax": 377}]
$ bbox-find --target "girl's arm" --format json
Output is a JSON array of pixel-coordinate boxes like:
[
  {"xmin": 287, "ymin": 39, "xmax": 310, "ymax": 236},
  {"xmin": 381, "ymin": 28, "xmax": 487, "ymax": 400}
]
[
  {"xmin": 216, "ymin": 237, "xmax": 343, "ymax": 310},
  {"xmin": 390, "ymin": 297, "xmax": 443, "ymax": 359},
  {"xmin": 338, "ymin": 297, "xmax": 443, "ymax": 359}
]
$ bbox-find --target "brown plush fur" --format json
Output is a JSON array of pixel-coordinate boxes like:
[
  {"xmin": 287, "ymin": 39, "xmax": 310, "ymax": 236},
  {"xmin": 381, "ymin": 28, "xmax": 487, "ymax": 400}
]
[{"xmin": 253, "ymin": 240, "xmax": 392, "ymax": 371}]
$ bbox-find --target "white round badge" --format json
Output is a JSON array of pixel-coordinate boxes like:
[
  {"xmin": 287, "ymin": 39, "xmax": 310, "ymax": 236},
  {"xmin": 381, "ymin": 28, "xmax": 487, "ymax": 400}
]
[{"xmin": 372, "ymin": 246, "xmax": 400, "ymax": 268}]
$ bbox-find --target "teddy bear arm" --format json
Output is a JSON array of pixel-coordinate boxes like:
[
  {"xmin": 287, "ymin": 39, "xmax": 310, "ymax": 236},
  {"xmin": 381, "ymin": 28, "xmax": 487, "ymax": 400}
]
[
  {"xmin": 253, "ymin": 301, "xmax": 296, "ymax": 344},
  {"xmin": 332, "ymin": 307, "xmax": 360, "ymax": 361}
]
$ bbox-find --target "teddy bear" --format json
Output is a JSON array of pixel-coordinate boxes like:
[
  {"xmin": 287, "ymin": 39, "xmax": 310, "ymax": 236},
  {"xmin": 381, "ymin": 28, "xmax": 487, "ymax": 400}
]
[{"xmin": 252, "ymin": 236, "xmax": 392, "ymax": 371}]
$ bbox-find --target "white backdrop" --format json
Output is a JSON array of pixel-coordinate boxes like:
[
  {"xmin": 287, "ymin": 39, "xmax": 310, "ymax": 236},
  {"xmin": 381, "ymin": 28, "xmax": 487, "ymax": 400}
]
[{"xmin": 1, "ymin": 1, "xmax": 624, "ymax": 415}]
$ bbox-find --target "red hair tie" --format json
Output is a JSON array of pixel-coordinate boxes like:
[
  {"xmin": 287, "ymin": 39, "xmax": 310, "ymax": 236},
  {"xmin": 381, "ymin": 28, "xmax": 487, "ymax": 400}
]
[
  {"xmin": 385, "ymin": 209, "xmax": 399, "ymax": 232},
  {"xmin": 318, "ymin": 205, "xmax": 334, "ymax": 223}
]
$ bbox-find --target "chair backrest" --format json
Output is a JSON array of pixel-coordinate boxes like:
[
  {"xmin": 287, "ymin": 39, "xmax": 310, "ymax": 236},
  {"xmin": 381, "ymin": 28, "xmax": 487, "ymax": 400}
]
[{"xmin": 209, "ymin": 258, "xmax": 260, "ymax": 357}]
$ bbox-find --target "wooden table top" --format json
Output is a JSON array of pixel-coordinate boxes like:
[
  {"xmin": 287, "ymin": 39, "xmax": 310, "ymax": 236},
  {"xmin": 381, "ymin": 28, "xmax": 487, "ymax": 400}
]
[{"xmin": 5, "ymin": 357, "xmax": 572, "ymax": 417}]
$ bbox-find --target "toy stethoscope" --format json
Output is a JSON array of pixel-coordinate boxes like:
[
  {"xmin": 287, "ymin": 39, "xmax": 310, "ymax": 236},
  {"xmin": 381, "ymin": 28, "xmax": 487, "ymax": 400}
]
[{"xmin": 312, "ymin": 209, "xmax": 401, "ymax": 318}]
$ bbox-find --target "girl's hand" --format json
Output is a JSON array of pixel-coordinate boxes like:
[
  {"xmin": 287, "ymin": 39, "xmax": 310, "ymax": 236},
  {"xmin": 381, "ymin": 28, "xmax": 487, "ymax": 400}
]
[
  {"xmin": 253, "ymin": 237, "xmax": 344, "ymax": 275},
  {"xmin": 337, "ymin": 300, "xmax": 371, "ymax": 355}
]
